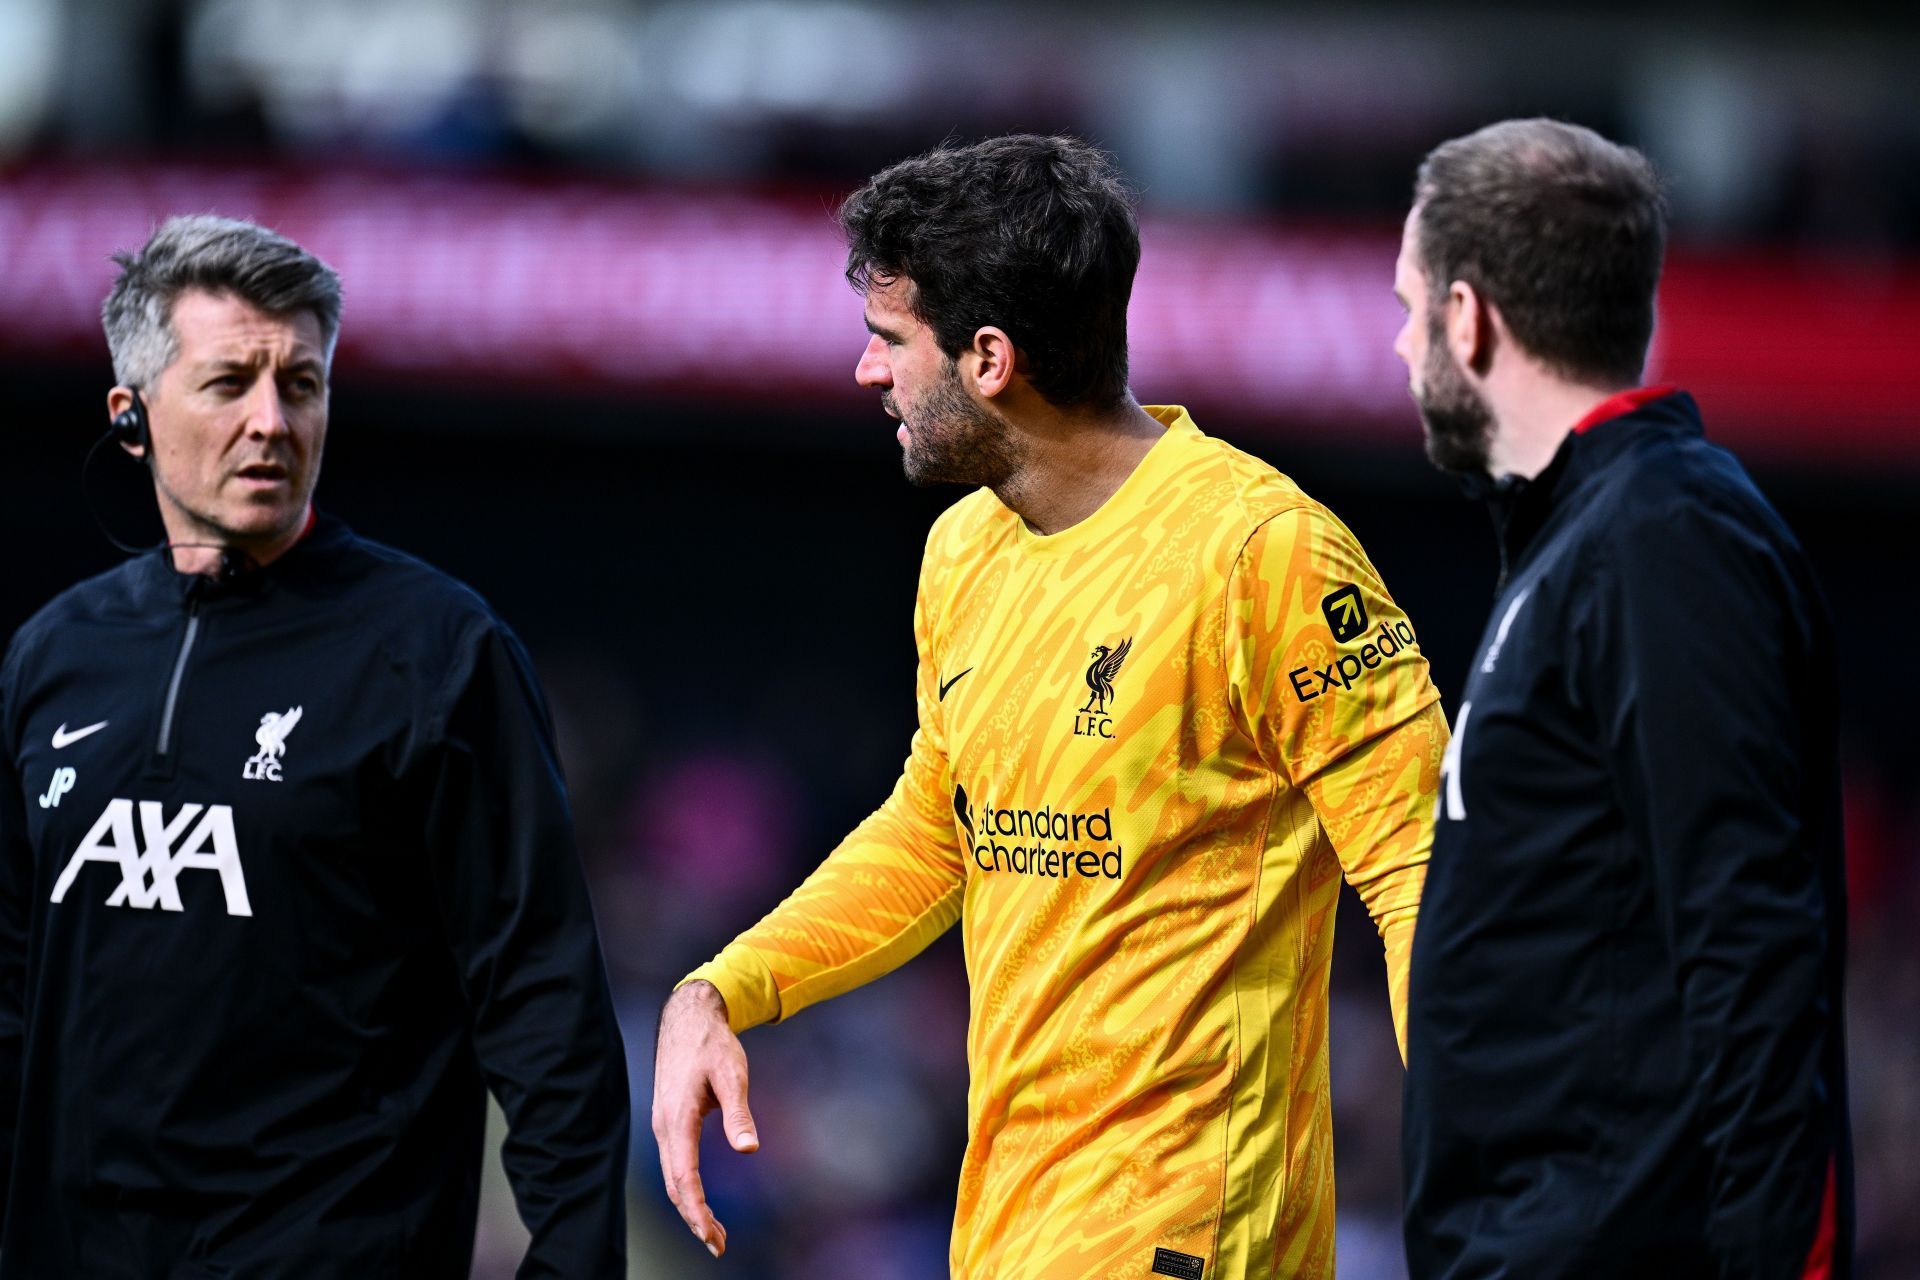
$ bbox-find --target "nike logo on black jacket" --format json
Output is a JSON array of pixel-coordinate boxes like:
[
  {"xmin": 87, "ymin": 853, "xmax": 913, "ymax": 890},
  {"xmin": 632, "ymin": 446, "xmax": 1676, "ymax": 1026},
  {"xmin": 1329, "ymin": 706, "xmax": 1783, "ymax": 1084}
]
[
  {"xmin": 0, "ymin": 514, "xmax": 628, "ymax": 1277},
  {"xmin": 1402, "ymin": 391, "xmax": 1852, "ymax": 1278}
]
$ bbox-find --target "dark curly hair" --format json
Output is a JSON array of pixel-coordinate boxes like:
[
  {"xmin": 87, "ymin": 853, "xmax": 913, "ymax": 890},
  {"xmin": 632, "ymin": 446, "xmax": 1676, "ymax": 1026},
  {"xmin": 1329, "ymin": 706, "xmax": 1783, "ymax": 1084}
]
[{"xmin": 840, "ymin": 135, "xmax": 1140, "ymax": 413}]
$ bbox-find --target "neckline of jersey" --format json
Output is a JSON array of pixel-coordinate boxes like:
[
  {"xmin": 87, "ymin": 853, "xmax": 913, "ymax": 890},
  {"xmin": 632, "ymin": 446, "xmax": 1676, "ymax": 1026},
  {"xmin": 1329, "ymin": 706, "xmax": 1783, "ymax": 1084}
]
[{"xmin": 1007, "ymin": 405, "xmax": 1196, "ymax": 558}]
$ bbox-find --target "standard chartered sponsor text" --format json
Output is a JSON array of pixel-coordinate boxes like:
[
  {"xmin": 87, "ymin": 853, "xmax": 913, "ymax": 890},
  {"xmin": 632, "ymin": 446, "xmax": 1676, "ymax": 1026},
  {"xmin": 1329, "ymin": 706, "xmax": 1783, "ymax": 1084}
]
[{"xmin": 965, "ymin": 798, "xmax": 1123, "ymax": 880}]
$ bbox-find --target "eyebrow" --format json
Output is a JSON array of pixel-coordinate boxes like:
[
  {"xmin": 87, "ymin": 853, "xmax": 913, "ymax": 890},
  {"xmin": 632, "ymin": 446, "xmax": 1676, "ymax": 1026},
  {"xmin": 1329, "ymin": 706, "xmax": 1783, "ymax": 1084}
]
[
  {"xmin": 864, "ymin": 314, "xmax": 904, "ymax": 344},
  {"xmin": 196, "ymin": 355, "xmax": 326, "ymax": 377}
]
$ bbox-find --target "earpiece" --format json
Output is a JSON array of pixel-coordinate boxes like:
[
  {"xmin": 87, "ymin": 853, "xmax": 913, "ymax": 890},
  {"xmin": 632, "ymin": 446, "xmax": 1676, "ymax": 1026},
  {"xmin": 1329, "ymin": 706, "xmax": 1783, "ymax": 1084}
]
[
  {"xmin": 111, "ymin": 389, "xmax": 149, "ymax": 452},
  {"xmin": 88, "ymin": 387, "xmax": 264, "ymax": 588}
]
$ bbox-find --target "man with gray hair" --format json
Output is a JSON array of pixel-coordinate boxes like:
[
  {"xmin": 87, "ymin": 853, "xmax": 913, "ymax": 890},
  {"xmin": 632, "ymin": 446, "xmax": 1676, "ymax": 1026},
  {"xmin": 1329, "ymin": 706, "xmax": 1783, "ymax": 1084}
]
[
  {"xmin": 1393, "ymin": 120, "xmax": 1851, "ymax": 1277},
  {"xmin": 0, "ymin": 215, "xmax": 630, "ymax": 1276}
]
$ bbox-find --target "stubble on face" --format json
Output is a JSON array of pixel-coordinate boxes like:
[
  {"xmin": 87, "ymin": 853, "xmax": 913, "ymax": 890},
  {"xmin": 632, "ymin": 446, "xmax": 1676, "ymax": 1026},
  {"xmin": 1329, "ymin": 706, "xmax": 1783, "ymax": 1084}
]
[
  {"xmin": 891, "ymin": 356, "xmax": 1021, "ymax": 489},
  {"xmin": 1415, "ymin": 304, "xmax": 1495, "ymax": 477}
]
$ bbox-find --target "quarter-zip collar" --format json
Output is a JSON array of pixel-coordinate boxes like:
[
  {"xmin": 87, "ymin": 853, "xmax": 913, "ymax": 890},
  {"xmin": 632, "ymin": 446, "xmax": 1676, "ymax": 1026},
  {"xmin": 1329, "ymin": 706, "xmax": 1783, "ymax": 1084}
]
[
  {"xmin": 1476, "ymin": 387, "xmax": 1701, "ymax": 589},
  {"xmin": 139, "ymin": 511, "xmax": 352, "ymax": 771},
  {"xmin": 131, "ymin": 508, "xmax": 349, "ymax": 612}
]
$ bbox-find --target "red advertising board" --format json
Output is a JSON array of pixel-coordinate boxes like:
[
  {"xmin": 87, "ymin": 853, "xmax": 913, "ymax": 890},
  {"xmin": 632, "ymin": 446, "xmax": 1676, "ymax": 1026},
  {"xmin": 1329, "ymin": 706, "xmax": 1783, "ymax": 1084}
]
[{"xmin": 1, "ymin": 161, "xmax": 1913, "ymax": 461}]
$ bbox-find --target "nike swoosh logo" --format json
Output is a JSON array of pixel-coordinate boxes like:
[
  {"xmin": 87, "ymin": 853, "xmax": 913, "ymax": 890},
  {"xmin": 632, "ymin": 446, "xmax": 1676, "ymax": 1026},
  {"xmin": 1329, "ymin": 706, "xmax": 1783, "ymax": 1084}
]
[
  {"xmin": 938, "ymin": 668, "xmax": 974, "ymax": 701},
  {"xmin": 52, "ymin": 721, "xmax": 109, "ymax": 749}
]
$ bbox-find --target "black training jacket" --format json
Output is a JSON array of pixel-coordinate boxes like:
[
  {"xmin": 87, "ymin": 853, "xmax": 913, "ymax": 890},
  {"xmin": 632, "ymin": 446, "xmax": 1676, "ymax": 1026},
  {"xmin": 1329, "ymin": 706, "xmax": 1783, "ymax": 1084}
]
[
  {"xmin": 1402, "ymin": 390, "xmax": 1851, "ymax": 1279},
  {"xmin": 0, "ymin": 514, "xmax": 628, "ymax": 1278}
]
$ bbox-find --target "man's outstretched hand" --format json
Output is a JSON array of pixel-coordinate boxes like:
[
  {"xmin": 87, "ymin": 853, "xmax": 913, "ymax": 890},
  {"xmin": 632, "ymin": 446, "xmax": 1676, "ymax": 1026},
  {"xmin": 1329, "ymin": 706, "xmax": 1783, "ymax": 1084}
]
[{"xmin": 653, "ymin": 980, "xmax": 759, "ymax": 1258}]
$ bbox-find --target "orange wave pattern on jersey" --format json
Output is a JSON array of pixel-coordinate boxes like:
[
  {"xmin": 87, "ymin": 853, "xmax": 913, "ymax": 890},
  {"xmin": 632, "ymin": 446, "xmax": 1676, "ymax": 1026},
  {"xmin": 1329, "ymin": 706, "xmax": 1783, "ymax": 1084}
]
[{"xmin": 687, "ymin": 407, "xmax": 1444, "ymax": 1278}]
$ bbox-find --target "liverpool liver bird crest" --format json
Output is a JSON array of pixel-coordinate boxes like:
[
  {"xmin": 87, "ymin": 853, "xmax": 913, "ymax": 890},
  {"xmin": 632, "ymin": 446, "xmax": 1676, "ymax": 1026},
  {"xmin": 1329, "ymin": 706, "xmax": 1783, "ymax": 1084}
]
[
  {"xmin": 255, "ymin": 707, "xmax": 302, "ymax": 759},
  {"xmin": 243, "ymin": 706, "xmax": 303, "ymax": 781},
  {"xmin": 1081, "ymin": 638, "xmax": 1133, "ymax": 715}
]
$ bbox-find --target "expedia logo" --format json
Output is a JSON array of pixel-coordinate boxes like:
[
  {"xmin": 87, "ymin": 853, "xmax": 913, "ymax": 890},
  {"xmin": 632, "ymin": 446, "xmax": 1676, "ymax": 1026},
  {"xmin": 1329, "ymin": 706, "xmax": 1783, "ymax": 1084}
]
[
  {"xmin": 1073, "ymin": 636, "xmax": 1133, "ymax": 739},
  {"xmin": 1289, "ymin": 620, "xmax": 1419, "ymax": 702},
  {"xmin": 955, "ymin": 783, "xmax": 1123, "ymax": 880},
  {"xmin": 1322, "ymin": 584, "xmax": 1368, "ymax": 643}
]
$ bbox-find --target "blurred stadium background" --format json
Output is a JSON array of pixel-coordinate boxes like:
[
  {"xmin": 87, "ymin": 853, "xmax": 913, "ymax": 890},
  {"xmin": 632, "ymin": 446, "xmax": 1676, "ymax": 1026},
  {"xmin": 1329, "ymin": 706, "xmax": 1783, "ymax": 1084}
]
[{"xmin": 1, "ymin": 2, "xmax": 1916, "ymax": 1276}]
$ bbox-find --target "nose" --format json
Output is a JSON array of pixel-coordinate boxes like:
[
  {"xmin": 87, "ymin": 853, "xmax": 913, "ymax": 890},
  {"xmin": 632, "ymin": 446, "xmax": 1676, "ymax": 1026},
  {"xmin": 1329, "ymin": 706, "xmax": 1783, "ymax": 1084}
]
[
  {"xmin": 245, "ymin": 379, "xmax": 289, "ymax": 439},
  {"xmin": 854, "ymin": 334, "xmax": 891, "ymax": 389},
  {"xmin": 1393, "ymin": 314, "xmax": 1414, "ymax": 369}
]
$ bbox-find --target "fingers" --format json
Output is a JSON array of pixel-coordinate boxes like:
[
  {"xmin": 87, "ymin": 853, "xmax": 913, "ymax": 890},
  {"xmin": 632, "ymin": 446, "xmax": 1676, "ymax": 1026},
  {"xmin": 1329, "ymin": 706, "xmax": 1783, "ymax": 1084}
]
[
  {"xmin": 714, "ymin": 1057, "xmax": 759, "ymax": 1153},
  {"xmin": 653, "ymin": 983, "xmax": 757, "ymax": 1258},
  {"xmin": 652, "ymin": 990, "xmax": 756, "ymax": 1258},
  {"xmin": 656, "ymin": 1102, "xmax": 727, "ymax": 1256}
]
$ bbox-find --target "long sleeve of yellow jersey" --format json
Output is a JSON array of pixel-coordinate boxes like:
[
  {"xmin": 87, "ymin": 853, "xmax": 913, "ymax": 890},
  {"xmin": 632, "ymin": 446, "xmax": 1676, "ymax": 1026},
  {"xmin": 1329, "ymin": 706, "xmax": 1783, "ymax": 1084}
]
[
  {"xmin": 682, "ymin": 571, "xmax": 966, "ymax": 1035},
  {"xmin": 1225, "ymin": 503, "xmax": 1447, "ymax": 1058}
]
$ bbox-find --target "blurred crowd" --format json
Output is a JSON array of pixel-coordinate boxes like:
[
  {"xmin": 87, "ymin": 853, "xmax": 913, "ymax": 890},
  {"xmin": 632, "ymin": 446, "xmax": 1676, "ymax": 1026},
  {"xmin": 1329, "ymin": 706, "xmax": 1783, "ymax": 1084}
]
[{"xmin": 11, "ymin": 0, "xmax": 1918, "ymax": 250}]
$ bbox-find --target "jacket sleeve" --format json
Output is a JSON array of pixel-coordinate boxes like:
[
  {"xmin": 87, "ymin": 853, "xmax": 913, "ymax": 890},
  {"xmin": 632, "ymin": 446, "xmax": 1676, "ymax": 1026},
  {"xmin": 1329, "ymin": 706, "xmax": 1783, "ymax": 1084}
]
[
  {"xmin": 0, "ymin": 657, "xmax": 28, "ymax": 1220},
  {"xmin": 1225, "ymin": 504, "xmax": 1446, "ymax": 1059},
  {"xmin": 1581, "ymin": 497, "xmax": 1838, "ymax": 1277},
  {"xmin": 420, "ymin": 619, "xmax": 630, "ymax": 1279},
  {"xmin": 682, "ymin": 555, "xmax": 966, "ymax": 1035}
]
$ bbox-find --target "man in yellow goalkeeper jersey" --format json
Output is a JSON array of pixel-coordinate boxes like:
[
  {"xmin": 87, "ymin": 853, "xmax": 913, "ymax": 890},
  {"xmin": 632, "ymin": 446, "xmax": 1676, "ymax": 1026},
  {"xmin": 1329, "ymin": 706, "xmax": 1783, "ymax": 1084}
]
[{"xmin": 653, "ymin": 135, "xmax": 1447, "ymax": 1279}]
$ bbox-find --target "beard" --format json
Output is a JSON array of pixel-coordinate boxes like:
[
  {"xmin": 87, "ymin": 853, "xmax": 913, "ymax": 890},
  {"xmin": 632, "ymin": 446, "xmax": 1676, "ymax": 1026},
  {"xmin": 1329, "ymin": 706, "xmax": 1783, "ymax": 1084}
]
[
  {"xmin": 1414, "ymin": 309, "xmax": 1494, "ymax": 477},
  {"xmin": 889, "ymin": 358, "xmax": 1020, "ymax": 489}
]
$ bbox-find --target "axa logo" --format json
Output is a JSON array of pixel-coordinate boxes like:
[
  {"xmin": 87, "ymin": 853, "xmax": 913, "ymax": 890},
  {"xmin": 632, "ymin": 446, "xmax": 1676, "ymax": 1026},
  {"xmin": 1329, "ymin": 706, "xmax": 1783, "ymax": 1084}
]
[
  {"xmin": 50, "ymin": 798, "xmax": 253, "ymax": 917},
  {"xmin": 1073, "ymin": 637, "xmax": 1133, "ymax": 739},
  {"xmin": 243, "ymin": 706, "xmax": 303, "ymax": 782}
]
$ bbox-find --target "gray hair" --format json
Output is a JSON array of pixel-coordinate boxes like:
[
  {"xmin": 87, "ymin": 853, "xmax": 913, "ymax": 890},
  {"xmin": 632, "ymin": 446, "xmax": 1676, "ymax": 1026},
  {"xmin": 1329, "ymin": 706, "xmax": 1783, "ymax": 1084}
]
[{"xmin": 101, "ymin": 214, "xmax": 344, "ymax": 389}]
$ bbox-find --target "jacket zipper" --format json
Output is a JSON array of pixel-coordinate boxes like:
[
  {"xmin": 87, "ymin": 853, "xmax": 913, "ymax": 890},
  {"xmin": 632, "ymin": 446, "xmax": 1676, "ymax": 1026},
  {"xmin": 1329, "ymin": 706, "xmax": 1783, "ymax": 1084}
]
[
  {"xmin": 1488, "ymin": 499, "xmax": 1514, "ymax": 593},
  {"xmin": 156, "ymin": 599, "xmax": 202, "ymax": 756}
]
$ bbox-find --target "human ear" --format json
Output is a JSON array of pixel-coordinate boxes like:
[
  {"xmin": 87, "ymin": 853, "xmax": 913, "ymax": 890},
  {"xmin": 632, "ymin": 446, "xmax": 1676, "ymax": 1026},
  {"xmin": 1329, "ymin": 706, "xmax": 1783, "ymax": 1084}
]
[
  {"xmin": 966, "ymin": 326, "xmax": 1016, "ymax": 399},
  {"xmin": 1446, "ymin": 282, "xmax": 1496, "ymax": 375},
  {"xmin": 107, "ymin": 385, "xmax": 149, "ymax": 459}
]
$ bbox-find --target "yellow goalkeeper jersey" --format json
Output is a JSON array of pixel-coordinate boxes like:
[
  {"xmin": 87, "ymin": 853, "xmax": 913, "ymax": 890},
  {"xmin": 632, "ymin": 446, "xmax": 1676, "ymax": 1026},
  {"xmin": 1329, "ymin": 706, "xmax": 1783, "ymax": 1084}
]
[{"xmin": 687, "ymin": 406, "xmax": 1444, "ymax": 1279}]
